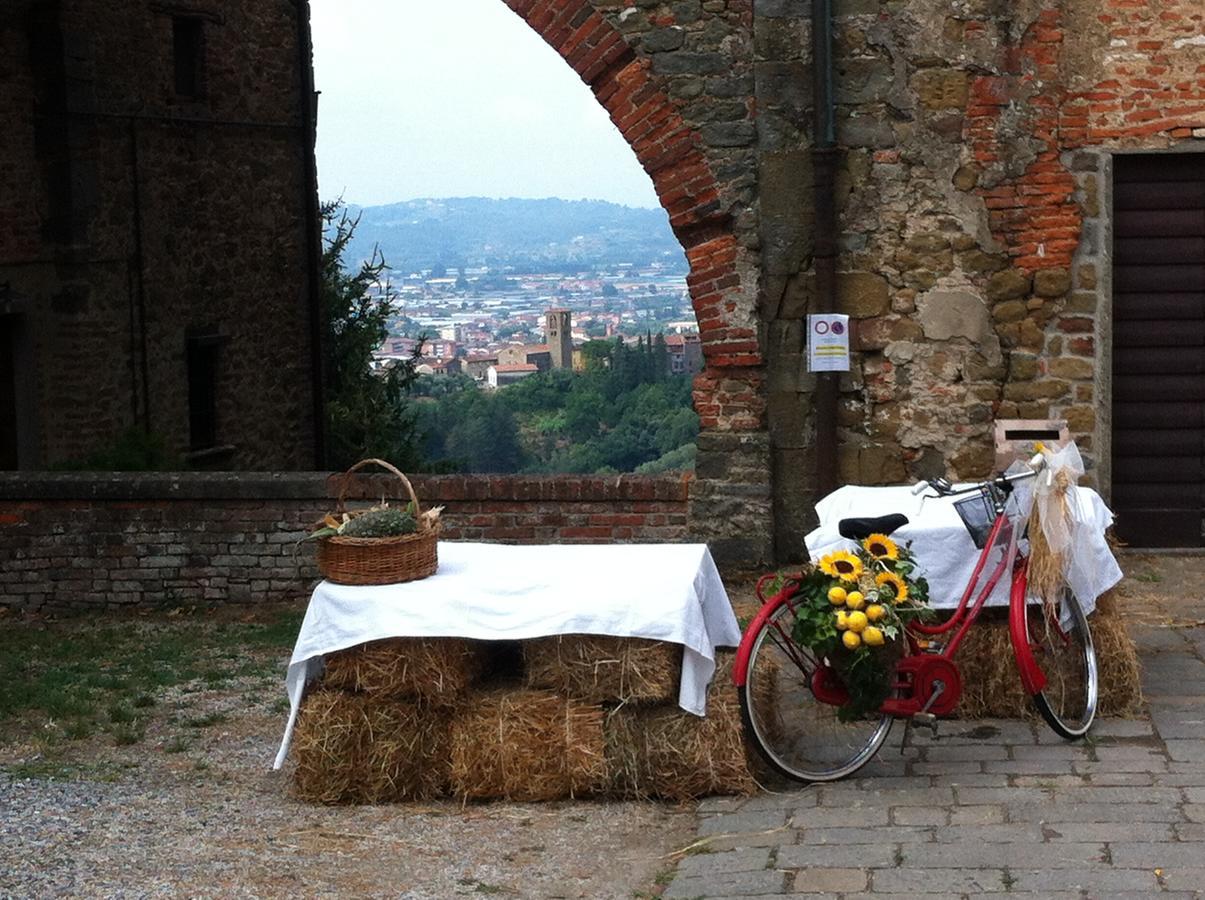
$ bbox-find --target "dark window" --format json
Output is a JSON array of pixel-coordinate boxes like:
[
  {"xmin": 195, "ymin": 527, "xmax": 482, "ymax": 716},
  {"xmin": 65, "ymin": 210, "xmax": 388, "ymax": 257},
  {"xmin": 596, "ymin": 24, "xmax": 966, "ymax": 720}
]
[
  {"xmin": 186, "ymin": 332, "xmax": 221, "ymax": 450},
  {"xmin": 0, "ymin": 317, "xmax": 18, "ymax": 470},
  {"xmin": 172, "ymin": 16, "xmax": 204, "ymax": 98}
]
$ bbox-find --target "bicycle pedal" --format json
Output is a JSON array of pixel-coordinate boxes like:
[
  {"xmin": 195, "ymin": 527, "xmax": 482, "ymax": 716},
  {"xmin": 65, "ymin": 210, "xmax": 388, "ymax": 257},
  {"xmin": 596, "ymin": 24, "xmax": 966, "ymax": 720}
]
[{"xmin": 913, "ymin": 712, "xmax": 939, "ymax": 737}]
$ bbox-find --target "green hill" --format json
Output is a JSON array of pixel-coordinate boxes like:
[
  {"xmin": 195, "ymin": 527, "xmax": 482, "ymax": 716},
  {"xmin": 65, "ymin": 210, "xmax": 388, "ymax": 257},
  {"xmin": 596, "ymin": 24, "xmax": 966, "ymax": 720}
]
[{"xmin": 342, "ymin": 196, "xmax": 686, "ymax": 274}]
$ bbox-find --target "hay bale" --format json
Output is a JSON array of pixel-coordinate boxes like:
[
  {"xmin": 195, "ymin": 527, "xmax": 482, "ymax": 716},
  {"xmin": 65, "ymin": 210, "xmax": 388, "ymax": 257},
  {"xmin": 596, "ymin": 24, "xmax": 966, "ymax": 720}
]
[
  {"xmin": 604, "ymin": 653, "xmax": 765, "ymax": 801},
  {"xmin": 292, "ymin": 689, "xmax": 450, "ymax": 804},
  {"xmin": 953, "ymin": 592, "xmax": 1142, "ymax": 719},
  {"xmin": 522, "ymin": 635, "xmax": 681, "ymax": 704},
  {"xmin": 321, "ymin": 637, "xmax": 481, "ymax": 702},
  {"xmin": 449, "ymin": 689, "xmax": 607, "ymax": 801}
]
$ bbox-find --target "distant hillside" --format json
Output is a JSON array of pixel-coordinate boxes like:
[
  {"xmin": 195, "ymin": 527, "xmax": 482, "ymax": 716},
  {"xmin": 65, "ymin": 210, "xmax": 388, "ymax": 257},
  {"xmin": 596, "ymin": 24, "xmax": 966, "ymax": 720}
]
[{"xmin": 340, "ymin": 197, "xmax": 686, "ymax": 274}]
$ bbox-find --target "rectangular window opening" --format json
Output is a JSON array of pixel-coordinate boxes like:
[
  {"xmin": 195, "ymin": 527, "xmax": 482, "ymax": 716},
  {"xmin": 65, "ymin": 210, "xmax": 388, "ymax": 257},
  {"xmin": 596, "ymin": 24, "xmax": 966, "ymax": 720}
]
[
  {"xmin": 186, "ymin": 331, "xmax": 221, "ymax": 451},
  {"xmin": 172, "ymin": 16, "xmax": 205, "ymax": 98},
  {"xmin": 0, "ymin": 316, "xmax": 19, "ymax": 470}
]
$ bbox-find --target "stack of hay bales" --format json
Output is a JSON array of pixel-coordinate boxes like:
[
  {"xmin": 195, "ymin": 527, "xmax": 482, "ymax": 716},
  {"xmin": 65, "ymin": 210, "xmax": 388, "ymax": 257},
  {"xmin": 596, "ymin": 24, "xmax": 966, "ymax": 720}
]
[
  {"xmin": 953, "ymin": 589, "xmax": 1143, "ymax": 719},
  {"xmin": 292, "ymin": 633, "xmax": 760, "ymax": 804},
  {"xmin": 293, "ymin": 638, "xmax": 479, "ymax": 803}
]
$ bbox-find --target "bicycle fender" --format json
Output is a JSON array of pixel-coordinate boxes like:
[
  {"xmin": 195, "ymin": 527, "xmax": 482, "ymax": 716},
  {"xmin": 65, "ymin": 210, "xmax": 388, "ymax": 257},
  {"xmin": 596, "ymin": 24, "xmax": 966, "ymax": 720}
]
[
  {"xmin": 1009, "ymin": 565, "xmax": 1047, "ymax": 695},
  {"xmin": 732, "ymin": 589, "xmax": 792, "ymax": 687}
]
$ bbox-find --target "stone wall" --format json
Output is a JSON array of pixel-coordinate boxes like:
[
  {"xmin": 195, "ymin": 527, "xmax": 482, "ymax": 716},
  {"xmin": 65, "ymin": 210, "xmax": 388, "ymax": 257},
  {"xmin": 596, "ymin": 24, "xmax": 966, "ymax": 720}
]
[
  {"xmin": 743, "ymin": 0, "xmax": 1205, "ymax": 556},
  {"xmin": 0, "ymin": 472, "xmax": 690, "ymax": 614},
  {"xmin": 0, "ymin": 1, "xmax": 318, "ymax": 471},
  {"xmin": 510, "ymin": 0, "xmax": 1201, "ymax": 560},
  {"xmin": 3, "ymin": 0, "xmax": 1201, "ymax": 571}
]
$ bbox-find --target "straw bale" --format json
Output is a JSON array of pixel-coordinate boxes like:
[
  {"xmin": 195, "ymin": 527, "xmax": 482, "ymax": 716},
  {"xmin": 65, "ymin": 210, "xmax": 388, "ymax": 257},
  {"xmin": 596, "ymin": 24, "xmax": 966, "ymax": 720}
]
[
  {"xmin": 604, "ymin": 654, "xmax": 767, "ymax": 801},
  {"xmin": 321, "ymin": 637, "xmax": 482, "ymax": 702},
  {"xmin": 952, "ymin": 592, "xmax": 1142, "ymax": 719},
  {"xmin": 522, "ymin": 635, "xmax": 681, "ymax": 704},
  {"xmin": 292, "ymin": 689, "xmax": 451, "ymax": 804},
  {"xmin": 449, "ymin": 689, "xmax": 607, "ymax": 802}
]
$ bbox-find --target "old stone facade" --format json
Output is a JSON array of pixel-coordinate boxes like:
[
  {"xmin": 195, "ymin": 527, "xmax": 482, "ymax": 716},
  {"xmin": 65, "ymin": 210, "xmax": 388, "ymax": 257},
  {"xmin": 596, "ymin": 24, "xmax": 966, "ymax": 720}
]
[
  {"xmin": 1, "ymin": 0, "xmax": 1201, "ymax": 586},
  {"xmin": 0, "ymin": 0, "xmax": 321, "ymax": 471},
  {"xmin": 510, "ymin": 0, "xmax": 1205, "ymax": 555}
]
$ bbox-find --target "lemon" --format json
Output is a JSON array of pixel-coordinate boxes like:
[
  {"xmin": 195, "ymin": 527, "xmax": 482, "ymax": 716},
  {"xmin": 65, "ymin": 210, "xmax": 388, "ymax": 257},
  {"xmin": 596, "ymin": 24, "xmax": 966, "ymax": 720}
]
[
  {"xmin": 846, "ymin": 610, "xmax": 868, "ymax": 633},
  {"xmin": 866, "ymin": 604, "xmax": 886, "ymax": 622},
  {"xmin": 828, "ymin": 586, "xmax": 847, "ymax": 605},
  {"xmin": 835, "ymin": 610, "xmax": 849, "ymax": 630},
  {"xmin": 842, "ymin": 630, "xmax": 862, "ymax": 650},
  {"xmin": 845, "ymin": 591, "xmax": 865, "ymax": 610},
  {"xmin": 863, "ymin": 625, "xmax": 885, "ymax": 646}
]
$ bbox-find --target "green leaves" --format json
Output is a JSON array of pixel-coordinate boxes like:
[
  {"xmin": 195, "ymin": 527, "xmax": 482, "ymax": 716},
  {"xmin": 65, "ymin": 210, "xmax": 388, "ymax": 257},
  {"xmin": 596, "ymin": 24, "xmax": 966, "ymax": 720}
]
[{"xmin": 321, "ymin": 200, "xmax": 424, "ymax": 471}]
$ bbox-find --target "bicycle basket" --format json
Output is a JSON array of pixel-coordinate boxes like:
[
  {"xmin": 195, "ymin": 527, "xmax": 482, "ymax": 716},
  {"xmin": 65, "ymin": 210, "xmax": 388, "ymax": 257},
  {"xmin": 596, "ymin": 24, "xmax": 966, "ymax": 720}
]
[{"xmin": 954, "ymin": 490, "xmax": 996, "ymax": 549}]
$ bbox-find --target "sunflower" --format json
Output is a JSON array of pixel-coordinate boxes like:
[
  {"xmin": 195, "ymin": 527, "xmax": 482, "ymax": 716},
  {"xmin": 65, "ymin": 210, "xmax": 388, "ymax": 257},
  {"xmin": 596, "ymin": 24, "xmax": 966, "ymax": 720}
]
[
  {"xmin": 875, "ymin": 571, "xmax": 909, "ymax": 604},
  {"xmin": 819, "ymin": 550, "xmax": 863, "ymax": 583},
  {"xmin": 862, "ymin": 533, "xmax": 900, "ymax": 561}
]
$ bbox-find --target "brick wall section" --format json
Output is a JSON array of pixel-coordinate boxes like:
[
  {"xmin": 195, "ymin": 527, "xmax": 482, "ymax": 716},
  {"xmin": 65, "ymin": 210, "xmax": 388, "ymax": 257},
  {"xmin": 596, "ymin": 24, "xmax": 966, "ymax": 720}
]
[
  {"xmin": 0, "ymin": 473, "xmax": 689, "ymax": 614},
  {"xmin": 504, "ymin": 1, "xmax": 773, "ymax": 563}
]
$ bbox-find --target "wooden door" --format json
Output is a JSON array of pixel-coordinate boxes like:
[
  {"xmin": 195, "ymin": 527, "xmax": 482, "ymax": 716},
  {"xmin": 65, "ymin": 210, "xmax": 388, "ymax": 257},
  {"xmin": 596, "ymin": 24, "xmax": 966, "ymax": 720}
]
[{"xmin": 1111, "ymin": 153, "xmax": 1205, "ymax": 547}]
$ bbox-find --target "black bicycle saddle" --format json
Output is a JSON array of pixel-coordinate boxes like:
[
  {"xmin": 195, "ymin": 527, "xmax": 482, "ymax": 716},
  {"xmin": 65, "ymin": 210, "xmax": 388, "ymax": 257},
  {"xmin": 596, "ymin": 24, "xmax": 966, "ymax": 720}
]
[{"xmin": 837, "ymin": 513, "xmax": 909, "ymax": 541}]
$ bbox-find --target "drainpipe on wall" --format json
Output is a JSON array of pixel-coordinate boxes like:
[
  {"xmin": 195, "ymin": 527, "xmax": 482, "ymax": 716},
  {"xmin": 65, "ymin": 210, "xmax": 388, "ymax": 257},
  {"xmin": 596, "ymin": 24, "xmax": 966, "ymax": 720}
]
[
  {"xmin": 812, "ymin": 0, "xmax": 840, "ymax": 496},
  {"xmin": 294, "ymin": 0, "xmax": 326, "ymax": 469}
]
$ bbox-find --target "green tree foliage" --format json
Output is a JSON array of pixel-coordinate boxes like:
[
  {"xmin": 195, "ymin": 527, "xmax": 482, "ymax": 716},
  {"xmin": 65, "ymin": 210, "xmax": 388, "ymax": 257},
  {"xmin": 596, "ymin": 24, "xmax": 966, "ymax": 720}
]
[
  {"xmin": 321, "ymin": 201, "xmax": 422, "ymax": 470},
  {"xmin": 417, "ymin": 337, "xmax": 697, "ymax": 475}
]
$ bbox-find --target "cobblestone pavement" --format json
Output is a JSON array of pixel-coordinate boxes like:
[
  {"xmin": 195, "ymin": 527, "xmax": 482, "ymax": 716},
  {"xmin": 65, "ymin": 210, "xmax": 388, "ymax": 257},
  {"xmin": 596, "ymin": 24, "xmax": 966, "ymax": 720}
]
[{"xmin": 662, "ymin": 554, "xmax": 1205, "ymax": 899}]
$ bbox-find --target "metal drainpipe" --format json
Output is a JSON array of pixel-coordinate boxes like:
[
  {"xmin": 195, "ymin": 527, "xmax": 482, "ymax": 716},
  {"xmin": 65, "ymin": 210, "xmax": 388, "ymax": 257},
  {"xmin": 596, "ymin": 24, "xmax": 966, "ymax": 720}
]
[
  {"xmin": 294, "ymin": 0, "xmax": 326, "ymax": 469},
  {"xmin": 812, "ymin": 0, "xmax": 840, "ymax": 496}
]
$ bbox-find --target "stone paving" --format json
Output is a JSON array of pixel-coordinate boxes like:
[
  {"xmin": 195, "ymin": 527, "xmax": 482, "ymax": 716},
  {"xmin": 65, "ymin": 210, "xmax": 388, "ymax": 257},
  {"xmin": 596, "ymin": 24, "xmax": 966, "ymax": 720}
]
[{"xmin": 662, "ymin": 555, "xmax": 1205, "ymax": 899}]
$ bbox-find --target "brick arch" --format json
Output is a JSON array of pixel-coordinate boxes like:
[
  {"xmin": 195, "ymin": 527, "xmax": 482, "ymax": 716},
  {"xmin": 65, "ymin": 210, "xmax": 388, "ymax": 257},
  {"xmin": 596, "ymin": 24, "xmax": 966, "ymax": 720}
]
[{"xmin": 501, "ymin": 0, "xmax": 764, "ymax": 430}]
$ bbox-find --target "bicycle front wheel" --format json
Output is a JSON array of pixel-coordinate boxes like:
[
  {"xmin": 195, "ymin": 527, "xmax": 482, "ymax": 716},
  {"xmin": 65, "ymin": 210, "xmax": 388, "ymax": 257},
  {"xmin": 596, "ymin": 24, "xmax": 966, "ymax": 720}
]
[
  {"xmin": 1025, "ymin": 589, "xmax": 1098, "ymax": 739},
  {"xmin": 738, "ymin": 601, "xmax": 892, "ymax": 783}
]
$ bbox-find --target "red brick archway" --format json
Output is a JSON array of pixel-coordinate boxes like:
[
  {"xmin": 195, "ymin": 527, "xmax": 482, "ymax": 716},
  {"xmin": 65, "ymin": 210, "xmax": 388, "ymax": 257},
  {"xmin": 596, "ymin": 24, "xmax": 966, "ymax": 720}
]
[{"xmin": 502, "ymin": 0, "xmax": 764, "ymax": 431}]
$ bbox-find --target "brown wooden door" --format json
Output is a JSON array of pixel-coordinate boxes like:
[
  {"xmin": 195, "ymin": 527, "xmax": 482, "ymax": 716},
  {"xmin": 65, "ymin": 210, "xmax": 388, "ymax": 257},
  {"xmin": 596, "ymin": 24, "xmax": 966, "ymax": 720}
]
[{"xmin": 1112, "ymin": 153, "xmax": 1205, "ymax": 547}]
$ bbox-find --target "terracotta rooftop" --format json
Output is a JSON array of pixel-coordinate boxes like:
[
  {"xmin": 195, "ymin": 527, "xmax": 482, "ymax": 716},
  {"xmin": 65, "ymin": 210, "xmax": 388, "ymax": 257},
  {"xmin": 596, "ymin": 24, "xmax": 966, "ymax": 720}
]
[{"xmin": 493, "ymin": 363, "xmax": 539, "ymax": 373}]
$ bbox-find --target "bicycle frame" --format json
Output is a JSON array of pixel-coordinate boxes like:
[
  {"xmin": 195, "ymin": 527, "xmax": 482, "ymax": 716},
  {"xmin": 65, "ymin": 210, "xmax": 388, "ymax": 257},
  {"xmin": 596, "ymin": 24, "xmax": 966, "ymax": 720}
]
[{"xmin": 732, "ymin": 475, "xmax": 1050, "ymax": 717}]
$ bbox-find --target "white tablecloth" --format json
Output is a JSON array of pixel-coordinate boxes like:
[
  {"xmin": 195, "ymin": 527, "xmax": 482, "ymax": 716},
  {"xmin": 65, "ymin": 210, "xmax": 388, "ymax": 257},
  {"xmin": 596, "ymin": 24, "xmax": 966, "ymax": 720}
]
[
  {"xmin": 804, "ymin": 484, "xmax": 1122, "ymax": 611},
  {"xmin": 273, "ymin": 542, "xmax": 741, "ymax": 768}
]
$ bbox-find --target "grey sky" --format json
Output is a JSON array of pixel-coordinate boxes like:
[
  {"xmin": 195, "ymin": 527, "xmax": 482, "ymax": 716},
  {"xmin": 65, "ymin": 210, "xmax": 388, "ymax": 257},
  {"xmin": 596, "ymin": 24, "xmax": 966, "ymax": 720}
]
[{"xmin": 310, "ymin": 0, "xmax": 660, "ymax": 209}]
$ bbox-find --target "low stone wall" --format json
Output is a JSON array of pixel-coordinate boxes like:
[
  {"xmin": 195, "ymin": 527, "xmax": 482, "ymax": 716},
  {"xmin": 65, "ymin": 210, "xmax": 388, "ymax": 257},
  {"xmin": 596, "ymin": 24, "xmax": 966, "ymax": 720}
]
[{"xmin": 0, "ymin": 472, "xmax": 690, "ymax": 614}]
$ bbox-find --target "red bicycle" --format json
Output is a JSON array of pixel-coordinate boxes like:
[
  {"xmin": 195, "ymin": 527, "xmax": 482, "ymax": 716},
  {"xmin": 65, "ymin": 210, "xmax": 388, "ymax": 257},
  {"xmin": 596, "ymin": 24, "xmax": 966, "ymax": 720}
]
[{"xmin": 734, "ymin": 460, "xmax": 1098, "ymax": 783}]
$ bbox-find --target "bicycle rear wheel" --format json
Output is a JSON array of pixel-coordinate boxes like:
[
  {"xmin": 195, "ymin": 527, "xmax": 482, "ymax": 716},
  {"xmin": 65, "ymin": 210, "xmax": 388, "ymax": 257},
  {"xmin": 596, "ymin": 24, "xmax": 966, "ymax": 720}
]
[
  {"xmin": 1024, "ymin": 589, "xmax": 1098, "ymax": 739},
  {"xmin": 738, "ymin": 601, "xmax": 892, "ymax": 782}
]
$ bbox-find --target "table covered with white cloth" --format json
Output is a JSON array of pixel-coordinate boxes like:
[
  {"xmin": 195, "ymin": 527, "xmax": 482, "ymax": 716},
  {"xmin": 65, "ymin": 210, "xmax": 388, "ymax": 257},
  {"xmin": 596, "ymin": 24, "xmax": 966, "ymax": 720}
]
[
  {"xmin": 273, "ymin": 541, "xmax": 742, "ymax": 769},
  {"xmin": 804, "ymin": 483, "xmax": 1123, "ymax": 612}
]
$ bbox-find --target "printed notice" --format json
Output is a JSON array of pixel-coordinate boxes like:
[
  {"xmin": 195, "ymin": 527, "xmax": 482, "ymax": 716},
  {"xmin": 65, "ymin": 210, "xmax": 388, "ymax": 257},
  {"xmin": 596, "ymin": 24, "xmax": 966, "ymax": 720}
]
[{"xmin": 807, "ymin": 314, "xmax": 851, "ymax": 372}]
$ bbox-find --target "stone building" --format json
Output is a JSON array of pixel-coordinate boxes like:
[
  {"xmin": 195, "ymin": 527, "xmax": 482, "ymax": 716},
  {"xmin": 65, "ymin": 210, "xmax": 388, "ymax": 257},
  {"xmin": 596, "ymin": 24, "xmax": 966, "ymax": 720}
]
[
  {"xmin": 491, "ymin": 0, "xmax": 1204, "ymax": 554},
  {"xmin": 545, "ymin": 308, "xmax": 573, "ymax": 369},
  {"xmin": 0, "ymin": 0, "xmax": 321, "ymax": 471},
  {"xmin": 2, "ymin": 0, "xmax": 1202, "ymax": 571}
]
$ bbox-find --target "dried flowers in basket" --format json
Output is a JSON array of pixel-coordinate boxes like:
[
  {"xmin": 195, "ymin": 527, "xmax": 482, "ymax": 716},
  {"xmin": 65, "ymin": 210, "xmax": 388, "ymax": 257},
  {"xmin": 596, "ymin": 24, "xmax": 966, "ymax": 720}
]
[{"xmin": 308, "ymin": 459, "xmax": 443, "ymax": 585}]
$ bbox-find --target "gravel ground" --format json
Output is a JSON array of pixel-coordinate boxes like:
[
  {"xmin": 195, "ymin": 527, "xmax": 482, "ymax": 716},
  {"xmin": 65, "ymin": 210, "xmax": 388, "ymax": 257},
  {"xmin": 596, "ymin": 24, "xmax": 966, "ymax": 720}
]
[{"xmin": 0, "ymin": 618, "xmax": 696, "ymax": 900}]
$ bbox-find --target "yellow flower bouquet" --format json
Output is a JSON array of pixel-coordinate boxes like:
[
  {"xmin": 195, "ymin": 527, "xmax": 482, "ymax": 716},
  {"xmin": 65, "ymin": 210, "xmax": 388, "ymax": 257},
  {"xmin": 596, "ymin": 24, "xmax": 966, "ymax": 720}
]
[{"xmin": 791, "ymin": 534, "xmax": 932, "ymax": 719}]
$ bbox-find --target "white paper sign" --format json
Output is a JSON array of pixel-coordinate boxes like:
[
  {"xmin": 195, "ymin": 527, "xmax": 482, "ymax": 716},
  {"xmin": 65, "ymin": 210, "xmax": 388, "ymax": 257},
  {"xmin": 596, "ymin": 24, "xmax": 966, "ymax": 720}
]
[{"xmin": 807, "ymin": 314, "xmax": 851, "ymax": 372}]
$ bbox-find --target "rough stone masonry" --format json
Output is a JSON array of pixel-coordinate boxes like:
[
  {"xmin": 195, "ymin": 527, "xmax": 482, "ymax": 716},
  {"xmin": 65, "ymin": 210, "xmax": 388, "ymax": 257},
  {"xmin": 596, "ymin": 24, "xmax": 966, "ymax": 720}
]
[
  {"xmin": 3, "ymin": 1, "xmax": 1202, "ymax": 577},
  {"xmin": 511, "ymin": 0, "xmax": 1204, "ymax": 561}
]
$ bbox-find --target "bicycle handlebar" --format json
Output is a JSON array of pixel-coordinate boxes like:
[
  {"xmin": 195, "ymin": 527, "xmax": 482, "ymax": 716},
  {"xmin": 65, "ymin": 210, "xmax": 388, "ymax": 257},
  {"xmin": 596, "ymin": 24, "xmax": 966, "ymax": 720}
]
[{"xmin": 918, "ymin": 453, "xmax": 1046, "ymax": 499}]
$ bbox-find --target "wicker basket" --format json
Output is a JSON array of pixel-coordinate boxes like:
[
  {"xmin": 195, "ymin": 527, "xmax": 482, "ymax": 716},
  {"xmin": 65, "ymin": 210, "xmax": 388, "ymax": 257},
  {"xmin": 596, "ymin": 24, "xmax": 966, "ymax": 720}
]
[{"xmin": 315, "ymin": 459, "xmax": 439, "ymax": 585}]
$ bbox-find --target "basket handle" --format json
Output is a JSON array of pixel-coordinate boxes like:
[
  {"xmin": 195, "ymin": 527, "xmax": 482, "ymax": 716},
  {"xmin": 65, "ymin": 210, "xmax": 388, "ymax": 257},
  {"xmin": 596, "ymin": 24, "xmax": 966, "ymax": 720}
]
[{"xmin": 335, "ymin": 458, "xmax": 423, "ymax": 517}]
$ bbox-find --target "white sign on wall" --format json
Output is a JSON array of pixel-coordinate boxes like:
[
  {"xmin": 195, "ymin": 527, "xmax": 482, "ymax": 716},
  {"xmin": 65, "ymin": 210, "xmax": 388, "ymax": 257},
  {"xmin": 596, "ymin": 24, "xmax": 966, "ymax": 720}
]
[{"xmin": 807, "ymin": 313, "xmax": 851, "ymax": 372}]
